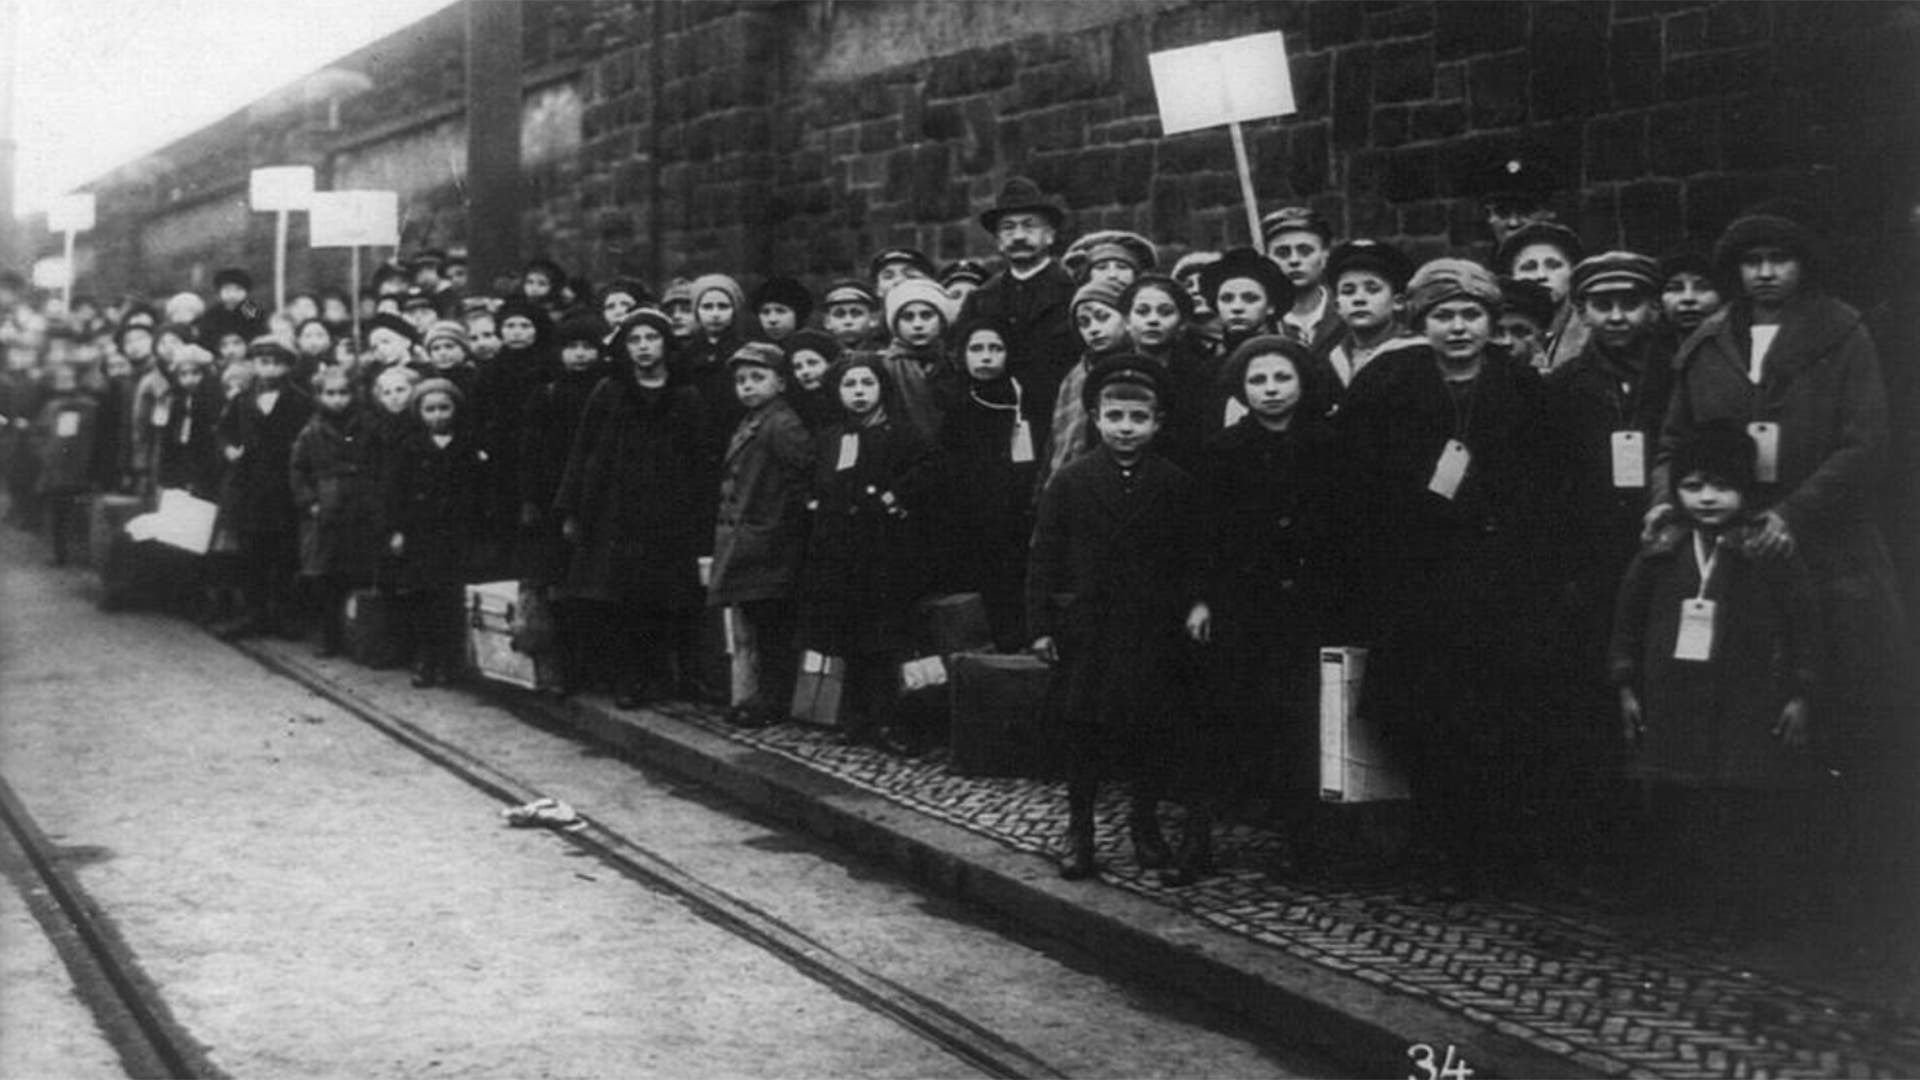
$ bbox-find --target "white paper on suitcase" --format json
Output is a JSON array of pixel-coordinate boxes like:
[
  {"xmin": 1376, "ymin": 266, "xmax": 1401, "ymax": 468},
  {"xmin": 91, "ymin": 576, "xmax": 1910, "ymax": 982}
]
[
  {"xmin": 466, "ymin": 581, "xmax": 541, "ymax": 690},
  {"xmin": 1318, "ymin": 646, "xmax": 1410, "ymax": 803},
  {"xmin": 123, "ymin": 488, "xmax": 219, "ymax": 554}
]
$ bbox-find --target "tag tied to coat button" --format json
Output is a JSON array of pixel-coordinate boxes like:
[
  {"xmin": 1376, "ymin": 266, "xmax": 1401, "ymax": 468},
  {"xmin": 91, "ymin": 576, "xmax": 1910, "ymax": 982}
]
[
  {"xmin": 1674, "ymin": 598, "xmax": 1716, "ymax": 661},
  {"xmin": 1009, "ymin": 419, "xmax": 1034, "ymax": 464},
  {"xmin": 1428, "ymin": 438, "xmax": 1471, "ymax": 500},
  {"xmin": 1610, "ymin": 430, "xmax": 1645, "ymax": 489},
  {"xmin": 836, "ymin": 432, "xmax": 859, "ymax": 471},
  {"xmin": 1747, "ymin": 421, "xmax": 1779, "ymax": 484},
  {"xmin": 55, "ymin": 411, "xmax": 80, "ymax": 438},
  {"xmin": 151, "ymin": 399, "xmax": 172, "ymax": 428}
]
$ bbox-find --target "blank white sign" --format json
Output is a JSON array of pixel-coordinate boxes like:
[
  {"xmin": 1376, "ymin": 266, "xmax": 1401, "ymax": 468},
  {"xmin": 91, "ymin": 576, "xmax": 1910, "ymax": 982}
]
[
  {"xmin": 47, "ymin": 193, "xmax": 95, "ymax": 233},
  {"xmin": 1149, "ymin": 31, "xmax": 1297, "ymax": 136},
  {"xmin": 250, "ymin": 166, "xmax": 316, "ymax": 212},
  {"xmin": 308, "ymin": 190, "xmax": 398, "ymax": 248}
]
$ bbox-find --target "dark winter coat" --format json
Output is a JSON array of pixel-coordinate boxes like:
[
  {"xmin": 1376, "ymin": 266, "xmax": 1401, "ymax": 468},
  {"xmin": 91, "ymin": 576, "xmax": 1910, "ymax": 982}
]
[
  {"xmin": 380, "ymin": 427, "xmax": 486, "ymax": 592},
  {"xmin": 1337, "ymin": 346, "xmax": 1552, "ymax": 722},
  {"xmin": 556, "ymin": 372, "xmax": 707, "ymax": 612},
  {"xmin": 673, "ymin": 328, "xmax": 748, "ymax": 549},
  {"xmin": 797, "ymin": 412, "xmax": 940, "ymax": 656},
  {"xmin": 1657, "ymin": 293, "xmax": 1909, "ymax": 740},
  {"xmin": 1609, "ymin": 523, "xmax": 1823, "ymax": 788},
  {"xmin": 289, "ymin": 406, "xmax": 377, "ymax": 581},
  {"xmin": 154, "ymin": 379, "xmax": 224, "ymax": 498},
  {"xmin": 1026, "ymin": 448, "xmax": 1200, "ymax": 749},
  {"xmin": 216, "ymin": 385, "xmax": 313, "ymax": 535},
  {"xmin": 707, "ymin": 398, "xmax": 814, "ymax": 606},
  {"xmin": 31, "ymin": 394, "xmax": 100, "ymax": 496},
  {"xmin": 960, "ymin": 261, "xmax": 1080, "ymax": 448},
  {"xmin": 1156, "ymin": 338, "xmax": 1230, "ymax": 476},
  {"xmin": 877, "ymin": 342, "xmax": 964, "ymax": 445},
  {"xmin": 471, "ymin": 344, "xmax": 553, "ymax": 545},
  {"xmin": 936, "ymin": 376, "xmax": 1040, "ymax": 648},
  {"xmin": 517, "ymin": 366, "xmax": 606, "ymax": 582}
]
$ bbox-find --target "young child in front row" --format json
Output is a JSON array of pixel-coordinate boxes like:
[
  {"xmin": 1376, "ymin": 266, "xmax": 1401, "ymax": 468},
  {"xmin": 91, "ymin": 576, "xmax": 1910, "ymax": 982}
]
[
  {"xmin": 290, "ymin": 368, "xmax": 375, "ymax": 657},
  {"xmin": 706, "ymin": 342, "xmax": 816, "ymax": 727},
  {"xmin": 796, "ymin": 355, "xmax": 939, "ymax": 748},
  {"xmin": 1608, "ymin": 421, "xmax": 1822, "ymax": 929},
  {"xmin": 1027, "ymin": 357, "xmax": 1200, "ymax": 881},
  {"xmin": 937, "ymin": 320, "xmax": 1038, "ymax": 650},
  {"xmin": 382, "ymin": 378, "xmax": 485, "ymax": 687}
]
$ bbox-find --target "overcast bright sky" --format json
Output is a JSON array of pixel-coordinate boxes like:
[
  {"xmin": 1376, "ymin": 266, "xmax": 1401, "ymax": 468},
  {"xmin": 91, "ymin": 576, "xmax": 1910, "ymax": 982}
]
[{"xmin": 11, "ymin": 0, "xmax": 459, "ymax": 217}]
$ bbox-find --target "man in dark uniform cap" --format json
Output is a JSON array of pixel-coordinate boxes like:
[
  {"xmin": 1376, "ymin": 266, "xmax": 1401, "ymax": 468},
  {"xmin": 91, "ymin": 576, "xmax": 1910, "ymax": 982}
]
[{"xmin": 1472, "ymin": 153, "xmax": 1564, "ymax": 249}]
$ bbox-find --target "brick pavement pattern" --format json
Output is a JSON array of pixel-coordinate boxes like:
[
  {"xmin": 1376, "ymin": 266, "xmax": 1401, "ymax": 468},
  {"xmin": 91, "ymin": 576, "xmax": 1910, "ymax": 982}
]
[{"xmin": 646, "ymin": 701, "xmax": 1920, "ymax": 1080}]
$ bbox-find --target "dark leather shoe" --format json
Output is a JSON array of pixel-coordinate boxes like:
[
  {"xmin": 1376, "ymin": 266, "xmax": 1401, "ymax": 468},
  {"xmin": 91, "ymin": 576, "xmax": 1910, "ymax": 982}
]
[
  {"xmin": 1131, "ymin": 827, "xmax": 1172, "ymax": 870},
  {"xmin": 1059, "ymin": 835, "xmax": 1098, "ymax": 880}
]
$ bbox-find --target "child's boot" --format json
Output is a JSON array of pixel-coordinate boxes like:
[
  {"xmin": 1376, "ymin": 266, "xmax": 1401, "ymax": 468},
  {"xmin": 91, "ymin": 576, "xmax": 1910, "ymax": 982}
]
[
  {"xmin": 1129, "ymin": 795, "xmax": 1172, "ymax": 869},
  {"xmin": 1060, "ymin": 786, "xmax": 1099, "ymax": 879},
  {"xmin": 1163, "ymin": 807, "xmax": 1215, "ymax": 887}
]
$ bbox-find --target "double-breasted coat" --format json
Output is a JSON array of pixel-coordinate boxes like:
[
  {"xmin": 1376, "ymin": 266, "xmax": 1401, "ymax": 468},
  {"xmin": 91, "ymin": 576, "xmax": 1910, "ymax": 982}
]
[
  {"xmin": 707, "ymin": 398, "xmax": 815, "ymax": 607},
  {"xmin": 555, "ymin": 372, "xmax": 708, "ymax": 612},
  {"xmin": 217, "ymin": 386, "xmax": 313, "ymax": 535},
  {"xmin": 1656, "ymin": 293, "xmax": 1910, "ymax": 754},
  {"xmin": 380, "ymin": 427, "xmax": 485, "ymax": 592},
  {"xmin": 1025, "ymin": 449, "xmax": 1200, "ymax": 756}
]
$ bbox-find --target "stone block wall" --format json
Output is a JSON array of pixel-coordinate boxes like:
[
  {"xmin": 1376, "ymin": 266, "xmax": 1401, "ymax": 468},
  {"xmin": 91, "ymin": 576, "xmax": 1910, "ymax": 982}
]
[{"xmin": 52, "ymin": 1, "xmax": 1920, "ymax": 309}]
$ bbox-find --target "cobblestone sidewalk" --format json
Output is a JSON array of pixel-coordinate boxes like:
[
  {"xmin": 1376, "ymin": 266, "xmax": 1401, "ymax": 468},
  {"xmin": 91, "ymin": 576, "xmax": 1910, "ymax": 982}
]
[{"xmin": 649, "ymin": 700, "xmax": 1920, "ymax": 1080}]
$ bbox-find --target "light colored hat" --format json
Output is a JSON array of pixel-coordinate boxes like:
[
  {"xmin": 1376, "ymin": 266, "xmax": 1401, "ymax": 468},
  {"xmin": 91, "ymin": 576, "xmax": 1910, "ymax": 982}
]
[
  {"xmin": 424, "ymin": 320, "xmax": 470, "ymax": 351},
  {"xmin": 1406, "ymin": 259, "xmax": 1504, "ymax": 323},
  {"xmin": 883, "ymin": 278, "xmax": 959, "ymax": 331}
]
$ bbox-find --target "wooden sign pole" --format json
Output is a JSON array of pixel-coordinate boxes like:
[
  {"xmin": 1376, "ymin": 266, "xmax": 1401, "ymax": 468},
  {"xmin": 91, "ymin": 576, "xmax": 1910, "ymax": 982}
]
[
  {"xmin": 274, "ymin": 210, "xmax": 291, "ymax": 315},
  {"xmin": 60, "ymin": 229, "xmax": 75, "ymax": 311},
  {"xmin": 350, "ymin": 247, "xmax": 362, "ymax": 351},
  {"xmin": 1228, "ymin": 121, "xmax": 1264, "ymax": 247}
]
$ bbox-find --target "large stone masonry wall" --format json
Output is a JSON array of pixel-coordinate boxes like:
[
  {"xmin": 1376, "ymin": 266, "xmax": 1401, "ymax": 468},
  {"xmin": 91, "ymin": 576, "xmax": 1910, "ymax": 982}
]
[{"xmin": 58, "ymin": 1, "xmax": 1920, "ymax": 308}]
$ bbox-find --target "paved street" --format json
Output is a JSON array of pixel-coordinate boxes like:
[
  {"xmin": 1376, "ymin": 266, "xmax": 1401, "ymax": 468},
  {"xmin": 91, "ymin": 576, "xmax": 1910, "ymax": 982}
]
[{"xmin": 0, "ymin": 523, "xmax": 1325, "ymax": 1078}]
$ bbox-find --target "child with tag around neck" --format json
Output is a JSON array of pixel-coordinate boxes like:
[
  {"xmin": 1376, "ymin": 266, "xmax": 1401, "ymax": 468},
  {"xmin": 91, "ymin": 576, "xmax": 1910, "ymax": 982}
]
[
  {"xmin": 1336, "ymin": 258, "xmax": 1551, "ymax": 901},
  {"xmin": 1027, "ymin": 358, "xmax": 1201, "ymax": 884},
  {"xmin": 1608, "ymin": 421, "xmax": 1822, "ymax": 927},
  {"xmin": 214, "ymin": 340, "xmax": 314, "ymax": 641},
  {"xmin": 797, "ymin": 355, "xmax": 940, "ymax": 750},
  {"xmin": 290, "ymin": 368, "xmax": 377, "ymax": 658},
  {"xmin": 382, "ymin": 379, "xmax": 485, "ymax": 688},
  {"xmin": 1036, "ymin": 278, "xmax": 1135, "ymax": 496},
  {"xmin": 935, "ymin": 320, "xmax": 1038, "ymax": 650}
]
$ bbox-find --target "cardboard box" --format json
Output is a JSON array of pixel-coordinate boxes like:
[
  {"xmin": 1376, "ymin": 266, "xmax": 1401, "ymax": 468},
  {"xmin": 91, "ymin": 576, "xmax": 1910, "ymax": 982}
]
[
  {"xmin": 1318, "ymin": 646, "xmax": 1410, "ymax": 803},
  {"xmin": 789, "ymin": 650, "xmax": 846, "ymax": 726},
  {"xmin": 465, "ymin": 580, "xmax": 542, "ymax": 690},
  {"xmin": 948, "ymin": 651, "xmax": 1061, "ymax": 779}
]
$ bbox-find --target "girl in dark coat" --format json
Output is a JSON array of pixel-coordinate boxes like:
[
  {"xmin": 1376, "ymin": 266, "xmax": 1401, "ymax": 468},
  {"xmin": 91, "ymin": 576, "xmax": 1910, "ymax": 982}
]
[
  {"xmin": 1123, "ymin": 275, "xmax": 1224, "ymax": 475},
  {"xmin": 674, "ymin": 274, "xmax": 750, "ymax": 551},
  {"xmin": 154, "ymin": 346, "xmax": 223, "ymax": 499},
  {"xmin": 470, "ymin": 298, "xmax": 554, "ymax": 577},
  {"xmin": 783, "ymin": 329, "xmax": 844, "ymax": 434},
  {"xmin": 797, "ymin": 355, "xmax": 941, "ymax": 747},
  {"xmin": 1611, "ymin": 422, "xmax": 1822, "ymax": 923},
  {"xmin": 290, "ymin": 368, "xmax": 377, "ymax": 656},
  {"xmin": 936, "ymin": 319, "xmax": 1038, "ymax": 649},
  {"xmin": 215, "ymin": 340, "xmax": 314, "ymax": 639},
  {"xmin": 556, "ymin": 311, "xmax": 708, "ymax": 706},
  {"xmin": 1186, "ymin": 336, "xmax": 1347, "ymax": 883},
  {"xmin": 1338, "ymin": 259, "xmax": 1551, "ymax": 900},
  {"xmin": 518, "ymin": 315, "xmax": 608, "ymax": 585},
  {"xmin": 382, "ymin": 378, "xmax": 485, "ymax": 687}
]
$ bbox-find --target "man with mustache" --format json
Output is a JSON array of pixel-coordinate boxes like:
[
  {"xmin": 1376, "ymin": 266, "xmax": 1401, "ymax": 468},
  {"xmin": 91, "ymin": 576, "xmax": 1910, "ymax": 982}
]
[{"xmin": 959, "ymin": 176, "xmax": 1080, "ymax": 464}]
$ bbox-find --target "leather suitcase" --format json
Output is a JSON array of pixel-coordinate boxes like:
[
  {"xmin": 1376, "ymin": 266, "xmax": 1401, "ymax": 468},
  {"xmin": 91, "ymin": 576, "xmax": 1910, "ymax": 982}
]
[
  {"xmin": 84, "ymin": 494, "xmax": 145, "ymax": 570},
  {"xmin": 947, "ymin": 651, "xmax": 1062, "ymax": 779},
  {"xmin": 1317, "ymin": 646, "xmax": 1410, "ymax": 803},
  {"xmin": 465, "ymin": 580, "xmax": 543, "ymax": 690},
  {"xmin": 97, "ymin": 533, "xmax": 198, "ymax": 612},
  {"xmin": 914, "ymin": 593, "xmax": 994, "ymax": 656},
  {"xmin": 789, "ymin": 650, "xmax": 846, "ymax": 726},
  {"xmin": 343, "ymin": 588, "xmax": 404, "ymax": 669}
]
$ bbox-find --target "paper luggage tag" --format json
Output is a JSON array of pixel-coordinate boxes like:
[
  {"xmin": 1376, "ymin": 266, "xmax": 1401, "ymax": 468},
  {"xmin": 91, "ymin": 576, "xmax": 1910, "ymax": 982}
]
[
  {"xmin": 1224, "ymin": 398, "xmax": 1248, "ymax": 428},
  {"xmin": 1427, "ymin": 439, "xmax": 1471, "ymax": 500},
  {"xmin": 55, "ymin": 411, "xmax": 79, "ymax": 438},
  {"xmin": 151, "ymin": 399, "xmax": 171, "ymax": 428},
  {"xmin": 900, "ymin": 655, "xmax": 948, "ymax": 692},
  {"xmin": 802, "ymin": 649, "xmax": 827, "ymax": 674},
  {"xmin": 1009, "ymin": 420, "xmax": 1034, "ymax": 464},
  {"xmin": 1674, "ymin": 598, "xmax": 1717, "ymax": 661},
  {"xmin": 1747, "ymin": 421, "xmax": 1779, "ymax": 483},
  {"xmin": 345, "ymin": 593, "xmax": 359, "ymax": 620},
  {"xmin": 836, "ymin": 433, "xmax": 859, "ymax": 471},
  {"xmin": 1610, "ymin": 430, "xmax": 1645, "ymax": 489}
]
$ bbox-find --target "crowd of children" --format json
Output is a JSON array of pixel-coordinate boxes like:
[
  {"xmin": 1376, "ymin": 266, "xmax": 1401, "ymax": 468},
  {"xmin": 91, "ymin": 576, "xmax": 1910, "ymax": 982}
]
[{"xmin": 1, "ymin": 171, "xmax": 1914, "ymax": 933}]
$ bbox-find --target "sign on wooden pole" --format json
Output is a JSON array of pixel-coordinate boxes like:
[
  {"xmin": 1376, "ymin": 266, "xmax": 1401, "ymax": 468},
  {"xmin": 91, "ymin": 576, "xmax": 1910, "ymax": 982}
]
[
  {"xmin": 251, "ymin": 167, "xmax": 316, "ymax": 313},
  {"xmin": 1148, "ymin": 31, "xmax": 1298, "ymax": 246},
  {"xmin": 46, "ymin": 194, "xmax": 96, "ymax": 309}
]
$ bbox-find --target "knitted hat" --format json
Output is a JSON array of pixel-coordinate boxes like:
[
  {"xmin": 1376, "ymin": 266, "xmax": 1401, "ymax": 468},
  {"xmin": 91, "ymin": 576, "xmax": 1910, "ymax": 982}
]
[
  {"xmin": 752, "ymin": 276, "xmax": 815, "ymax": 323},
  {"xmin": 1406, "ymin": 258, "xmax": 1504, "ymax": 324},
  {"xmin": 1712, "ymin": 211, "xmax": 1821, "ymax": 289},
  {"xmin": 1221, "ymin": 333, "xmax": 1328, "ymax": 416},
  {"xmin": 661, "ymin": 277, "xmax": 696, "ymax": 308},
  {"xmin": 689, "ymin": 273, "xmax": 746, "ymax": 314},
  {"xmin": 1170, "ymin": 251, "xmax": 1222, "ymax": 281},
  {"xmin": 822, "ymin": 279, "xmax": 880, "ymax": 310},
  {"xmin": 1495, "ymin": 221, "xmax": 1584, "ymax": 276},
  {"xmin": 554, "ymin": 314, "xmax": 608, "ymax": 346},
  {"xmin": 1064, "ymin": 230, "xmax": 1158, "ymax": 280},
  {"xmin": 213, "ymin": 267, "xmax": 254, "ymax": 291},
  {"xmin": 495, "ymin": 296, "xmax": 551, "ymax": 335},
  {"xmin": 615, "ymin": 307, "xmax": 674, "ymax": 344},
  {"xmin": 1071, "ymin": 277, "xmax": 1128, "ymax": 315},
  {"xmin": 784, "ymin": 328, "xmax": 843, "ymax": 367},
  {"xmin": 1326, "ymin": 239, "xmax": 1415, "ymax": 292},
  {"xmin": 1673, "ymin": 419, "xmax": 1757, "ymax": 494},
  {"xmin": 600, "ymin": 276, "xmax": 653, "ymax": 306},
  {"xmin": 522, "ymin": 256, "xmax": 567, "ymax": 283},
  {"xmin": 365, "ymin": 311, "xmax": 420, "ymax": 346},
  {"xmin": 1659, "ymin": 246, "xmax": 1719, "ymax": 286},
  {"xmin": 884, "ymin": 278, "xmax": 959, "ymax": 331},
  {"xmin": 726, "ymin": 340, "xmax": 790, "ymax": 378},
  {"xmin": 1498, "ymin": 277, "xmax": 1557, "ymax": 328},
  {"xmin": 410, "ymin": 377, "xmax": 465, "ymax": 413},
  {"xmin": 1260, "ymin": 206, "xmax": 1334, "ymax": 246},
  {"xmin": 1571, "ymin": 251, "xmax": 1662, "ymax": 299},
  {"xmin": 1120, "ymin": 274, "xmax": 1196, "ymax": 323},
  {"xmin": 170, "ymin": 344, "xmax": 214, "ymax": 369},
  {"xmin": 1080, "ymin": 353, "xmax": 1169, "ymax": 412},
  {"xmin": 1197, "ymin": 247, "xmax": 1294, "ymax": 310},
  {"xmin": 424, "ymin": 320, "xmax": 469, "ymax": 352}
]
